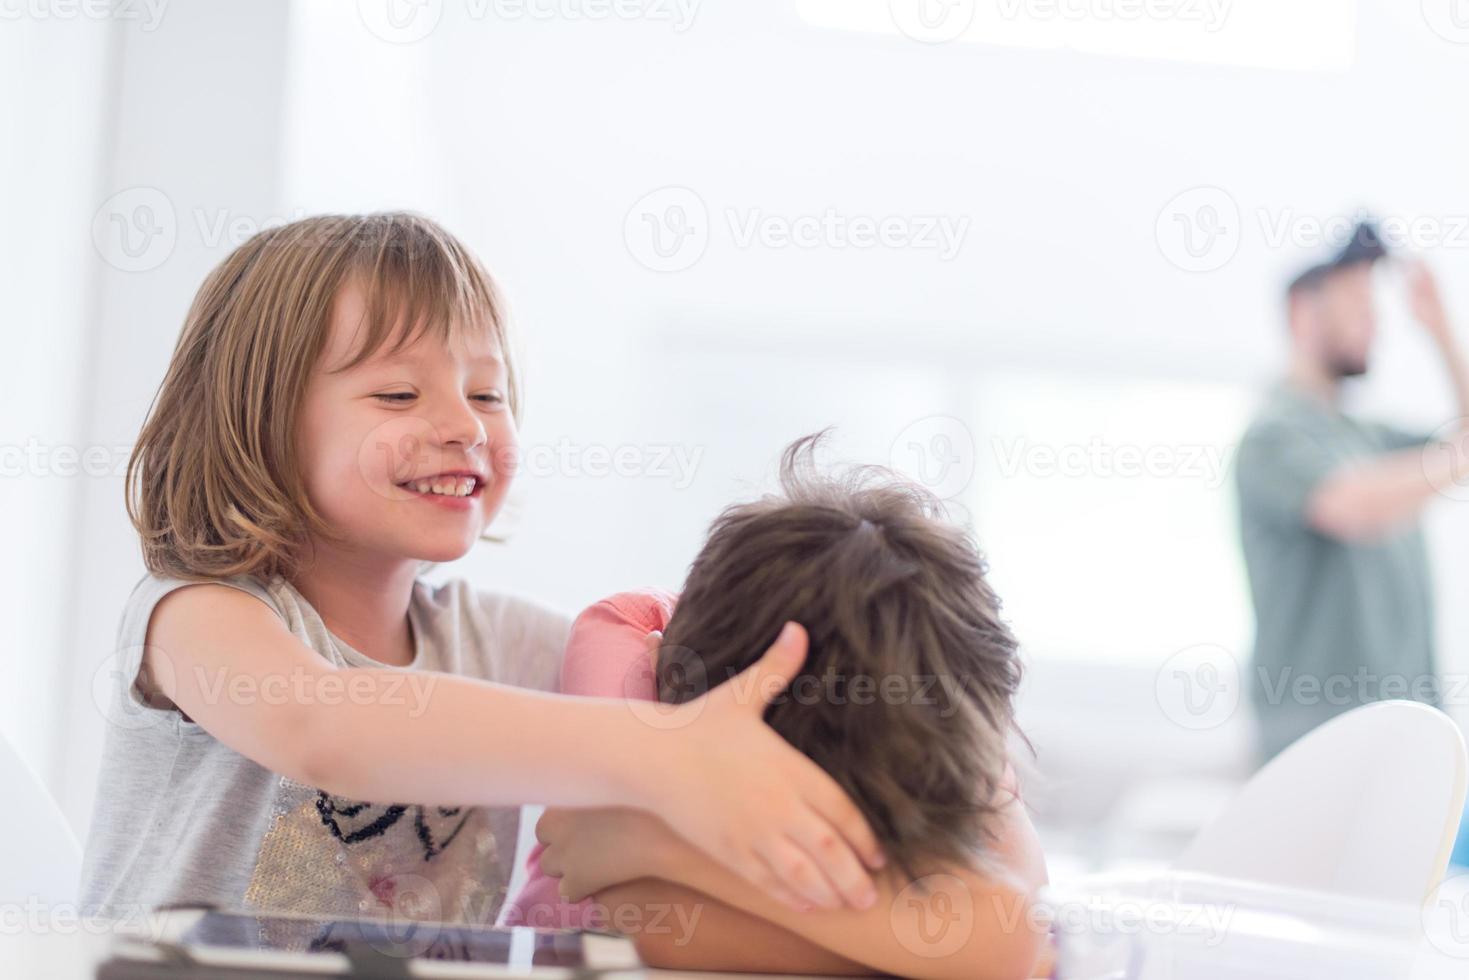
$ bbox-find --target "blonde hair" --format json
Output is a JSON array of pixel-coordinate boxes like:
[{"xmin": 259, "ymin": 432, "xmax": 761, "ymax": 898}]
[{"xmin": 127, "ymin": 212, "xmax": 517, "ymax": 582}]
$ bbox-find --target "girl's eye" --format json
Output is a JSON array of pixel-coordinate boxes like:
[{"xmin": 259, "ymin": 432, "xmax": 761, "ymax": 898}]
[{"xmin": 373, "ymin": 391, "xmax": 503, "ymax": 406}]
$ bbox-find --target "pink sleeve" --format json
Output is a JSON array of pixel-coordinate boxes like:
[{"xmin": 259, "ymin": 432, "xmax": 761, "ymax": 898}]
[
  {"xmin": 503, "ymin": 590, "xmax": 676, "ymax": 929},
  {"xmin": 558, "ymin": 588, "xmax": 676, "ymax": 701}
]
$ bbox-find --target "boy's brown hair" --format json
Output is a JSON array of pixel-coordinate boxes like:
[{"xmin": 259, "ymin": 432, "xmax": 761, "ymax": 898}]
[
  {"xmin": 657, "ymin": 433, "xmax": 1024, "ymax": 878},
  {"xmin": 127, "ymin": 212, "xmax": 515, "ymax": 583}
]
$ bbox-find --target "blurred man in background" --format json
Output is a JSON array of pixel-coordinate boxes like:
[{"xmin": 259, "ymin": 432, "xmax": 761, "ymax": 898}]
[{"xmin": 1236, "ymin": 223, "xmax": 1469, "ymax": 761}]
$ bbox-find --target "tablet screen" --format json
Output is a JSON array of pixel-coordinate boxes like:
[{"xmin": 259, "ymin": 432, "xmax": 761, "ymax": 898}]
[{"xmin": 181, "ymin": 911, "xmax": 587, "ymax": 968}]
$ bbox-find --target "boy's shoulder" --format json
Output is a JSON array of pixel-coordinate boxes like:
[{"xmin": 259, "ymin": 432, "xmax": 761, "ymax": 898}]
[
  {"xmin": 575, "ymin": 587, "xmax": 678, "ymax": 633},
  {"xmin": 559, "ymin": 589, "xmax": 678, "ymax": 700}
]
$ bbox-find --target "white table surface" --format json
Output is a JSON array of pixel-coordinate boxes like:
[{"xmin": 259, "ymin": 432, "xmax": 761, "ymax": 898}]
[{"xmin": 0, "ymin": 924, "xmax": 829, "ymax": 980}]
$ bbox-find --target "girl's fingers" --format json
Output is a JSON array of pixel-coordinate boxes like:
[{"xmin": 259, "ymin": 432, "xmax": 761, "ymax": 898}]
[
  {"xmin": 788, "ymin": 807, "xmax": 878, "ymax": 910},
  {"xmin": 720, "ymin": 622, "xmax": 808, "ymax": 712},
  {"xmin": 754, "ymin": 866, "xmax": 810, "ymax": 914},
  {"xmin": 755, "ymin": 835, "xmax": 841, "ymax": 911},
  {"xmin": 729, "ymin": 848, "xmax": 801, "ymax": 911},
  {"xmin": 801, "ymin": 762, "xmax": 886, "ymax": 872}
]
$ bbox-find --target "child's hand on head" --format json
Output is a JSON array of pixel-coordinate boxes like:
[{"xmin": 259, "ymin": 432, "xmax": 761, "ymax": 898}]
[{"xmin": 632, "ymin": 622, "xmax": 885, "ymax": 912}]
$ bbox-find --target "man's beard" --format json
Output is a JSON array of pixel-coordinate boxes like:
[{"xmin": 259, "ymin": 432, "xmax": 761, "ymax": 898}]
[{"xmin": 1328, "ymin": 352, "xmax": 1369, "ymax": 379}]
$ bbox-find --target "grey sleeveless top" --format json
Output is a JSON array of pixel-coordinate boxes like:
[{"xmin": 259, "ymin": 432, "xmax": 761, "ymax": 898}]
[{"xmin": 79, "ymin": 572, "xmax": 569, "ymax": 930}]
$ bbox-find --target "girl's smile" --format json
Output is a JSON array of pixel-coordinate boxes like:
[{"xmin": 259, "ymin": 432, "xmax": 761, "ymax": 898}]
[{"xmin": 396, "ymin": 469, "xmax": 487, "ymax": 508}]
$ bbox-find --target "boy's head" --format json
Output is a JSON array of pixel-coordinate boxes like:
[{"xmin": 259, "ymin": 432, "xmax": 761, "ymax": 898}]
[
  {"xmin": 657, "ymin": 434, "xmax": 1023, "ymax": 877},
  {"xmin": 129, "ymin": 212, "xmax": 518, "ymax": 582}
]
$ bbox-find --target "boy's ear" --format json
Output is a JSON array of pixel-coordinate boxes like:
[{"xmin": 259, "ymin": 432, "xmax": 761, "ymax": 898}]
[{"xmin": 642, "ymin": 630, "xmax": 663, "ymax": 670}]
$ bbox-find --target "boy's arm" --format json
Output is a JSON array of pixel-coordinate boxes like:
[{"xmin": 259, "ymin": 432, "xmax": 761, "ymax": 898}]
[
  {"xmin": 540, "ymin": 808, "xmax": 1048, "ymax": 980},
  {"xmin": 603, "ymin": 880, "xmax": 1055, "ymax": 979},
  {"xmin": 652, "ymin": 847, "xmax": 1044, "ymax": 980},
  {"xmin": 598, "ymin": 879, "xmax": 872, "ymax": 976}
]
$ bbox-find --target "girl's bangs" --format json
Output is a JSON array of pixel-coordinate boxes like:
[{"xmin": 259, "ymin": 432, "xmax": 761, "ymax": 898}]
[{"xmin": 335, "ymin": 219, "xmax": 505, "ymax": 371}]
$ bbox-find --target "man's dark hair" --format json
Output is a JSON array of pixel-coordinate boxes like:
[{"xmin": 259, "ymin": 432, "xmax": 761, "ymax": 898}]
[
  {"xmin": 656, "ymin": 433, "xmax": 1023, "ymax": 878},
  {"xmin": 1335, "ymin": 220, "xmax": 1388, "ymax": 268},
  {"xmin": 1287, "ymin": 219, "xmax": 1388, "ymax": 299}
]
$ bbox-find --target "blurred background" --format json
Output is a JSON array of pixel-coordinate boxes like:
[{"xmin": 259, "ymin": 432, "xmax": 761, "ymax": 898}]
[{"xmin": 5, "ymin": 0, "xmax": 1469, "ymax": 885}]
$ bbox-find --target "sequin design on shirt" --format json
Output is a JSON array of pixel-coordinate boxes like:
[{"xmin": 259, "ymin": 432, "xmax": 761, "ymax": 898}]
[
  {"xmin": 314, "ymin": 794, "xmax": 472, "ymax": 860},
  {"xmin": 242, "ymin": 775, "xmax": 515, "ymax": 934}
]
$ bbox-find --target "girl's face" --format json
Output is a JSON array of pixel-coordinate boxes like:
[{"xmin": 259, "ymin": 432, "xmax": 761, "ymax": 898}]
[{"xmin": 297, "ymin": 281, "xmax": 517, "ymax": 564}]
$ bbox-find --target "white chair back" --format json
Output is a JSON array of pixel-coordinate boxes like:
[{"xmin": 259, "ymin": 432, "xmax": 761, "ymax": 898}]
[{"xmin": 1176, "ymin": 700, "xmax": 1466, "ymax": 906}]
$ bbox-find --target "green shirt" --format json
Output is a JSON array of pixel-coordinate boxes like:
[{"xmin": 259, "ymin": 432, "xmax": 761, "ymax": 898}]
[{"xmin": 1235, "ymin": 383, "xmax": 1438, "ymax": 761}]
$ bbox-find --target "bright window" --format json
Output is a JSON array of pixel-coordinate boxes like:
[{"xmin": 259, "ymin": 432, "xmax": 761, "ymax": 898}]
[{"xmin": 965, "ymin": 371, "xmax": 1255, "ymax": 665}]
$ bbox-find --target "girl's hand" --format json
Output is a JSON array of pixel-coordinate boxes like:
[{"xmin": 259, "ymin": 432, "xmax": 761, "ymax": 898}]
[
  {"xmin": 537, "ymin": 807, "xmax": 683, "ymax": 901},
  {"xmin": 630, "ymin": 622, "xmax": 885, "ymax": 912}
]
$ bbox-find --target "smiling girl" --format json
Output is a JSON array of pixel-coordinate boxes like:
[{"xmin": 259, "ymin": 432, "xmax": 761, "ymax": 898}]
[{"xmin": 79, "ymin": 213, "xmax": 882, "ymax": 926}]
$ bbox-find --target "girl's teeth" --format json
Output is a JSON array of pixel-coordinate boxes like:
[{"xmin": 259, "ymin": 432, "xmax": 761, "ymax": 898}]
[{"xmin": 409, "ymin": 477, "xmax": 476, "ymax": 497}]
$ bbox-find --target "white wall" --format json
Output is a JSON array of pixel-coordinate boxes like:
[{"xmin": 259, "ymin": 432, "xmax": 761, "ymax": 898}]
[
  {"xmin": 275, "ymin": 0, "xmax": 1469, "ymax": 860},
  {"xmin": 48, "ymin": 1, "xmax": 295, "ymax": 834},
  {"xmin": 0, "ymin": 11, "xmax": 113, "ymax": 802},
  {"xmin": 10, "ymin": 0, "xmax": 1469, "ymax": 853},
  {"xmin": 275, "ymin": 0, "xmax": 1469, "ymax": 610}
]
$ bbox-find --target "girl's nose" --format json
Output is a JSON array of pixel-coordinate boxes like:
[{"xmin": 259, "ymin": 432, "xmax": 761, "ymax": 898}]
[{"xmin": 432, "ymin": 396, "xmax": 488, "ymax": 450}]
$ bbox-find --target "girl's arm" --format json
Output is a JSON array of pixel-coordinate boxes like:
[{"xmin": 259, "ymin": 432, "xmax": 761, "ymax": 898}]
[{"xmin": 143, "ymin": 583, "xmax": 883, "ymax": 911}]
